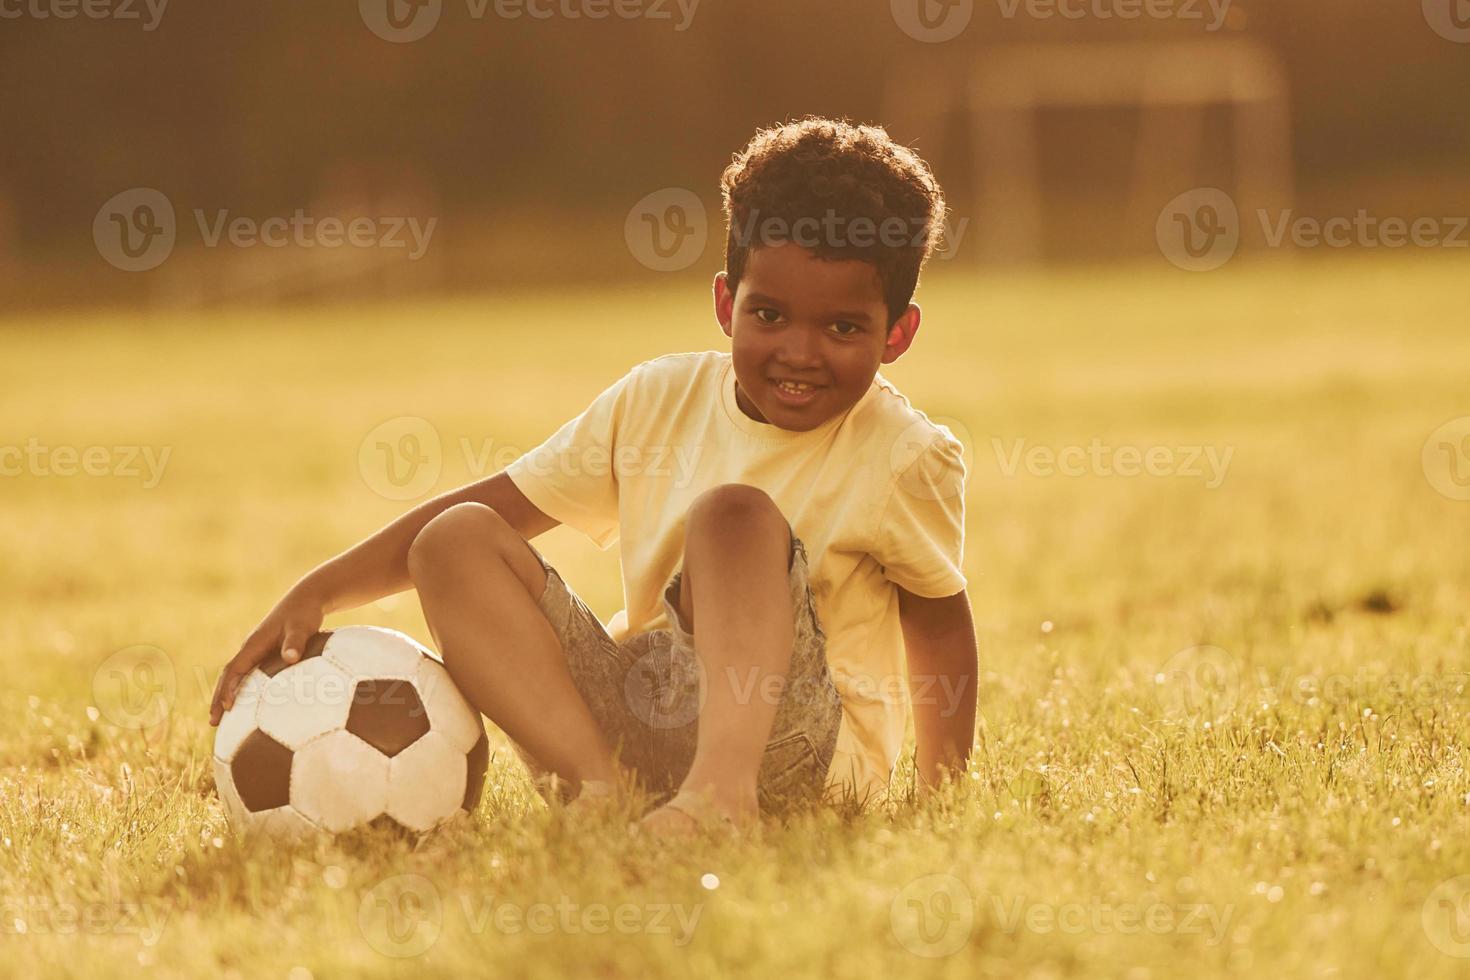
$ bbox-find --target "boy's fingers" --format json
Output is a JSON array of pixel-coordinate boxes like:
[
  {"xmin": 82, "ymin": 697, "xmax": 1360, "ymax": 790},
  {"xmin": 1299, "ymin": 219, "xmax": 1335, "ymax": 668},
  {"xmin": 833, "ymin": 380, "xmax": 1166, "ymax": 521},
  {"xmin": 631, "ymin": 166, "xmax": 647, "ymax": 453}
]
[
  {"xmin": 208, "ymin": 667, "xmax": 237, "ymax": 725},
  {"xmin": 213, "ymin": 662, "xmax": 244, "ymax": 715},
  {"xmin": 280, "ymin": 626, "xmax": 311, "ymax": 665},
  {"xmin": 212, "ymin": 633, "xmax": 268, "ymax": 718}
]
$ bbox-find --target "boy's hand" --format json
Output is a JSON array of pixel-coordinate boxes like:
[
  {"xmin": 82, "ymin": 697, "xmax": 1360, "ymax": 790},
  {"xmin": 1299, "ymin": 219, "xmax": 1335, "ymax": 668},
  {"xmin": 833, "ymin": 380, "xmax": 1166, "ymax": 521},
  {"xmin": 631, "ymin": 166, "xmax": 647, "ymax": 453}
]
[{"xmin": 208, "ymin": 586, "xmax": 326, "ymax": 726}]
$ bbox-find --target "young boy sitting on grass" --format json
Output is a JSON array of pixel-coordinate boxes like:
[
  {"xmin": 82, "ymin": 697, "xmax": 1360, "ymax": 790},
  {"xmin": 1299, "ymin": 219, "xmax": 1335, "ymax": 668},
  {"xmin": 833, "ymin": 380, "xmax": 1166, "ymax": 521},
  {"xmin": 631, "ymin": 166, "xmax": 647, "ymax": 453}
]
[{"xmin": 209, "ymin": 116, "xmax": 978, "ymax": 834}]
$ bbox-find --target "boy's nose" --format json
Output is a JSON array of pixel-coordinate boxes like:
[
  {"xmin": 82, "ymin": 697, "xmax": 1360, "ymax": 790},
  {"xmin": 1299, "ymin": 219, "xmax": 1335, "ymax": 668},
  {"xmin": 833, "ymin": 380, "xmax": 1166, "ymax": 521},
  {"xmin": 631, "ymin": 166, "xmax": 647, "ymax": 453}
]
[{"xmin": 778, "ymin": 327, "xmax": 823, "ymax": 368}]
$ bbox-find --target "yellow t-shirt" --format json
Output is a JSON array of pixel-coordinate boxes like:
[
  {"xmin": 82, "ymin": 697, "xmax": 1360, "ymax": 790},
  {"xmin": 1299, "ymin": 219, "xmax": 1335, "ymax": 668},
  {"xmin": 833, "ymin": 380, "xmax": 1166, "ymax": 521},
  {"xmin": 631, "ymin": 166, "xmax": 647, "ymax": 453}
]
[{"xmin": 505, "ymin": 350, "xmax": 967, "ymax": 802}]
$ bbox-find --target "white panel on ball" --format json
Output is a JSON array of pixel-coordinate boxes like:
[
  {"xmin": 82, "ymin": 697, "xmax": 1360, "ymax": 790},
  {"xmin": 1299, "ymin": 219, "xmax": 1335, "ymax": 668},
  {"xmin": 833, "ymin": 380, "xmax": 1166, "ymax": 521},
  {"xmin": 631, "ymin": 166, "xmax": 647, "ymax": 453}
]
[
  {"xmin": 257, "ymin": 657, "xmax": 355, "ymax": 751},
  {"xmin": 253, "ymin": 806, "xmax": 325, "ymax": 842},
  {"xmin": 291, "ymin": 730, "xmax": 391, "ymax": 833},
  {"xmin": 213, "ymin": 758, "xmax": 249, "ymax": 829},
  {"xmin": 415, "ymin": 658, "xmax": 483, "ymax": 753},
  {"xmin": 385, "ymin": 730, "xmax": 469, "ymax": 832},
  {"xmin": 213, "ymin": 670, "xmax": 270, "ymax": 763},
  {"xmin": 324, "ymin": 626, "xmax": 426, "ymax": 681}
]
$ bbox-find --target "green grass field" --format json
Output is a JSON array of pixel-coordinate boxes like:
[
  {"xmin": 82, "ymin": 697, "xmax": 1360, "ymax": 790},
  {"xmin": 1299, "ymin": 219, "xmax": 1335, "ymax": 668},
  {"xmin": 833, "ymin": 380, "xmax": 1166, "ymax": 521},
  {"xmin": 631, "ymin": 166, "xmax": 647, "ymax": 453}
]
[{"xmin": 3, "ymin": 253, "xmax": 1469, "ymax": 978}]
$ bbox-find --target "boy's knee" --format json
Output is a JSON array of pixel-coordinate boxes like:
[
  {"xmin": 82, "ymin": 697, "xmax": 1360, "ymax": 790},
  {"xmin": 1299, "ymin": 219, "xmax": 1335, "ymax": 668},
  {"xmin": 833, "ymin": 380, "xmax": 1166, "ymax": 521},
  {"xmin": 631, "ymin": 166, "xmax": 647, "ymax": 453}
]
[
  {"xmin": 687, "ymin": 483, "xmax": 789, "ymax": 540},
  {"xmin": 408, "ymin": 502, "xmax": 510, "ymax": 577}
]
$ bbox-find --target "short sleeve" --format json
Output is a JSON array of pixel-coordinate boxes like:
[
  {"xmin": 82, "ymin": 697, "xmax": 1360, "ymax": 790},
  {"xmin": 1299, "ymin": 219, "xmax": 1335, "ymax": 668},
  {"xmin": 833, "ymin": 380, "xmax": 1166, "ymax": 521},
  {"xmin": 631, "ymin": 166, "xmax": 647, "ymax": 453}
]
[
  {"xmin": 874, "ymin": 431, "xmax": 968, "ymax": 597},
  {"xmin": 503, "ymin": 367, "xmax": 638, "ymax": 550}
]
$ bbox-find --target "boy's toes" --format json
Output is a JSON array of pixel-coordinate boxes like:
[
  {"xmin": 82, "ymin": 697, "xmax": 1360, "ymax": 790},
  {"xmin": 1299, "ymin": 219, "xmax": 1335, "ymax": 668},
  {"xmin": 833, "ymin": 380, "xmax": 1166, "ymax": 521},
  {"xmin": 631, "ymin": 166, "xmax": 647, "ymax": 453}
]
[
  {"xmin": 636, "ymin": 789, "xmax": 755, "ymax": 839},
  {"xmin": 637, "ymin": 803, "xmax": 704, "ymax": 838}
]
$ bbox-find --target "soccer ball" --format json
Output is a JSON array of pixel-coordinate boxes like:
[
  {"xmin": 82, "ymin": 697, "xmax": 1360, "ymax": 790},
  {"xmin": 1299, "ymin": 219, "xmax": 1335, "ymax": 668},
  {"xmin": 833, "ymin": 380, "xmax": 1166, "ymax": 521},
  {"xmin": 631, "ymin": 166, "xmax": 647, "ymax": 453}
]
[{"xmin": 212, "ymin": 625, "xmax": 488, "ymax": 839}]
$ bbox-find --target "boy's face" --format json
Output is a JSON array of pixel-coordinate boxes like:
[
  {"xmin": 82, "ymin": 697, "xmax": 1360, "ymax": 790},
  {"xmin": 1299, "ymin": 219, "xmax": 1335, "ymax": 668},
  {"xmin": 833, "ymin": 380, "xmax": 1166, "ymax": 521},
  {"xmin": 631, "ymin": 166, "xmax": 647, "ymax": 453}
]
[{"xmin": 714, "ymin": 242, "xmax": 920, "ymax": 432}]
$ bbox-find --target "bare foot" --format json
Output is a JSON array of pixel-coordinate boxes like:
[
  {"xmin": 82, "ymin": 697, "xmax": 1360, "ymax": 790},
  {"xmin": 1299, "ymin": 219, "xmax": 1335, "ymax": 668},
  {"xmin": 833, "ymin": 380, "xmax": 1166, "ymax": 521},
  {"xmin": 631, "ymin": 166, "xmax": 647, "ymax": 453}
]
[
  {"xmin": 562, "ymin": 779, "xmax": 627, "ymax": 820},
  {"xmin": 638, "ymin": 802, "xmax": 704, "ymax": 837},
  {"xmin": 637, "ymin": 787, "xmax": 758, "ymax": 839}
]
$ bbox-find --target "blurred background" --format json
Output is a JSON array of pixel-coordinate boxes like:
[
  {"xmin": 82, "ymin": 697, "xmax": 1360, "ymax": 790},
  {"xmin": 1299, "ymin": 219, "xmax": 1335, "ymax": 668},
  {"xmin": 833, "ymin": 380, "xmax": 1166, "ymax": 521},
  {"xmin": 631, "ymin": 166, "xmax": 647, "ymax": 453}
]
[
  {"xmin": 1, "ymin": 0, "xmax": 1467, "ymax": 309},
  {"xmin": 4, "ymin": 6, "xmax": 1470, "ymax": 977}
]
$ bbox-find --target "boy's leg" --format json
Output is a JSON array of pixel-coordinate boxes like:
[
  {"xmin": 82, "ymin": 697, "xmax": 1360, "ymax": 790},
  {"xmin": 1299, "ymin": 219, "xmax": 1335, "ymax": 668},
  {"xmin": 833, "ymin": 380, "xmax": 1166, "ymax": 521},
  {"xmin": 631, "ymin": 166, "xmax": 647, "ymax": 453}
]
[
  {"xmin": 643, "ymin": 484, "xmax": 796, "ymax": 826},
  {"xmin": 407, "ymin": 502, "xmax": 620, "ymax": 792}
]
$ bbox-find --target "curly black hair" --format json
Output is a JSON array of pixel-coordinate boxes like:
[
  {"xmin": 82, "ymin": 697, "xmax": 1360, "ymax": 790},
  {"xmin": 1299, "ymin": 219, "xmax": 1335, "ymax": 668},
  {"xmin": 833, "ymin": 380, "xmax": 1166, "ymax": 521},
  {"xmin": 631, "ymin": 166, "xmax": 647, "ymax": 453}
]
[{"xmin": 719, "ymin": 117, "xmax": 948, "ymax": 325}]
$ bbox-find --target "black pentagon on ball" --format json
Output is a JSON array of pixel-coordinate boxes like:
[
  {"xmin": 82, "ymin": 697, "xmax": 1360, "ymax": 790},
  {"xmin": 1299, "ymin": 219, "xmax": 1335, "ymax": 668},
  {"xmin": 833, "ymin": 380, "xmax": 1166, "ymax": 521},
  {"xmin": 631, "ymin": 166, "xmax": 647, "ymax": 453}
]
[
  {"xmin": 346, "ymin": 679, "xmax": 430, "ymax": 757},
  {"xmin": 231, "ymin": 730, "xmax": 294, "ymax": 812},
  {"xmin": 257, "ymin": 630, "xmax": 333, "ymax": 678},
  {"xmin": 367, "ymin": 814, "xmax": 416, "ymax": 839}
]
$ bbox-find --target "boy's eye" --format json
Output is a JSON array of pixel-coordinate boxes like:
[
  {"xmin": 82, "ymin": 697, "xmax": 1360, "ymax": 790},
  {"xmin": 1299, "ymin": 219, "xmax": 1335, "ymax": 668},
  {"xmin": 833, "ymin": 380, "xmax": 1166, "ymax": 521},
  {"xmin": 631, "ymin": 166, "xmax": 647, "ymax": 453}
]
[
  {"xmin": 754, "ymin": 308, "xmax": 782, "ymax": 324},
  {"xmin": 831, "ymin": 322, "xmax": 861, "ymax": 337}
]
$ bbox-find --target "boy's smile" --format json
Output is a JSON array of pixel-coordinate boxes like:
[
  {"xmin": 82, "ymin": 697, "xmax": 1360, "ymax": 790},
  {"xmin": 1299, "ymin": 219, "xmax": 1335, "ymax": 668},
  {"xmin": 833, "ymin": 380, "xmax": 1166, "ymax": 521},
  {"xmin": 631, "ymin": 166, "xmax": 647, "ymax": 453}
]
[{"xmin": 714, "ymin": 242, "xmax": 921, "ymax": 432}]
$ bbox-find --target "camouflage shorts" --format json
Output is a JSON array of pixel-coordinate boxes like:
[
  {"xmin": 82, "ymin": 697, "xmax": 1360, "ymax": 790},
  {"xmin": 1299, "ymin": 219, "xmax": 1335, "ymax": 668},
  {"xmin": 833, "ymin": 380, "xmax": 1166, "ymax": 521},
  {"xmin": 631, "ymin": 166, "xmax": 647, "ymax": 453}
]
[{"xmin": 522, "ymin": 531, "xmax": 842, "ymax": 813}]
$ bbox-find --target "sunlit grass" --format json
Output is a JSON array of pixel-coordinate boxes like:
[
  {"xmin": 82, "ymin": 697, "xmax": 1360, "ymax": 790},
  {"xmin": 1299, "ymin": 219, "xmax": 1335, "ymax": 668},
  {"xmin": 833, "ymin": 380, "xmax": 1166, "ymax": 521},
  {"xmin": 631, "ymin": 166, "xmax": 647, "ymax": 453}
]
[{"xmin": 1, "ymin": 253, "xmax": 1468, "ymax": 977}]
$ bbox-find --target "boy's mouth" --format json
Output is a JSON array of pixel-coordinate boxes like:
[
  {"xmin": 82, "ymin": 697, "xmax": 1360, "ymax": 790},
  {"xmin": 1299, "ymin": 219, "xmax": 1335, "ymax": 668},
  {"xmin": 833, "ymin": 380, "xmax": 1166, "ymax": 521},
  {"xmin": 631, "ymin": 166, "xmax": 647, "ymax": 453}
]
[{"xmin": 769, "ymin": 378, "xmax": 824, "ymax": 407}]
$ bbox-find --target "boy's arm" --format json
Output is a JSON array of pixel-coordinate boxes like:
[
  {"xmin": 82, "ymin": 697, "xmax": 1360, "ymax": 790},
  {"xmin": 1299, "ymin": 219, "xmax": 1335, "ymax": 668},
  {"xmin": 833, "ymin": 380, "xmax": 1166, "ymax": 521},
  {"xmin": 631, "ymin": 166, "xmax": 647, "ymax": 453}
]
[
  {"xmin": 898, "ymin": 586, "xmax": 978, "ymax": 794},
  {"xmin": 209, "ymin": 472, "xmax": 556, "ymax": 723},
  {"xmin": 305, "ymin": 472, "xmax": 557, "ymax": 615}
]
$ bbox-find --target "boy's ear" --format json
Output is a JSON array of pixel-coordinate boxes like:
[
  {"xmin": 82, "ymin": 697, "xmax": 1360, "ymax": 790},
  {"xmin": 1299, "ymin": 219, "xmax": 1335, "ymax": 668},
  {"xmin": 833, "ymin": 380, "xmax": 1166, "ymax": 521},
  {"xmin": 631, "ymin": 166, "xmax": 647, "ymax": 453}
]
[
  {"xmin": 713, "ymin": 272, "xmax": 735, "ymax": 337},
  {"xmin": 880, "ymin": 303, "xmax": 921, "ymax": 365}
]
